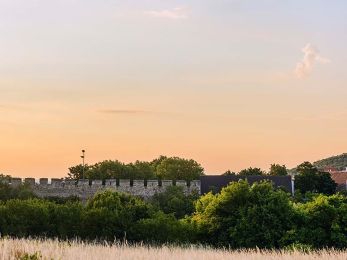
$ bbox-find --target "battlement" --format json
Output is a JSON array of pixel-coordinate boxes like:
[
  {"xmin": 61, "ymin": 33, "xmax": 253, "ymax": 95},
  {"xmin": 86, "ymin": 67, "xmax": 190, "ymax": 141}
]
[
  {"xmin": 3, "ymin": 175, "xmax": 294, "ymax": 200},
  {"xmin": 6, "ymin": 178, "xmax": 200, "ymax": 187},
  {"xmin": 4, "ymin": 178, "xmax": 201, "ymax": 200}
]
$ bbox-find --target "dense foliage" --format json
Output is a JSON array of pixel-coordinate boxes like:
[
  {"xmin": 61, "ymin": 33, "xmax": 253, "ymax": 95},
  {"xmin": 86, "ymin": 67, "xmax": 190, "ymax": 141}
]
[
  {"xmin": 150, "ymin": 186, "xmax": 199, "ymax": 219},
  {"xmin": 284, "ymin": 194, "xmax": 347, "ymax": 248},
  {"xmin": 0, "ymin": 182, "xmax": 36, "ymax": 201},
  {"xmin": 269, "ymin": 164, "xmax": 288, "ymax": 176},
  {"xmin": 190, "ymin": 180, "xmax": 295, "ymax": 248},
  {"xmin": 224, "ymin": 164, "xmax": 288, "ymax": 176},
  {"xmin": 238, "ymin": 167, "xmax": 266, "ymax": 176},
  {"xmin": 67, "ymin": 156, "xmax": 204, "ymax": 181},
  {"xmin": 295, "ymin": 162, "xmax": 337, "ymax": 195}
]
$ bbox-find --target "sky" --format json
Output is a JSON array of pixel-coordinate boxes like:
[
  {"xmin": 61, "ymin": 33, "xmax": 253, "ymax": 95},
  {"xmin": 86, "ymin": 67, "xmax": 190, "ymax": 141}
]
[{"xmin": 0, "ymin": 0, "xmax": 347, "ymax": 178}]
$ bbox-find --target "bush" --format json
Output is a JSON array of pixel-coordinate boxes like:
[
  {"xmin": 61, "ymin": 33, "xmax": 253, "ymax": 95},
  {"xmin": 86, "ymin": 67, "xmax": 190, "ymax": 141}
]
[
  {"xmin": 0, "ymin": 183, "xmax": 36, "ymax": 201},
  {"xmin": 83, "ymin": 190, "xmax": 152, "ymax": 240},
  {"xmin": 150, "ymin": 186, "xmax": 198, "ymax": 219},
  {"xmin": 131, "ymin": 211, "xmax": 196, "ymax": 244},
  {"xmin": 190, "ymin": 180, "xmax": 295, "ymax": 248},
  {"xmin": 0, "ymin": 199, "xmax": 51, "ymax": 237},
  {"xmin": 284, "ymin": 194, "xmax": 347, "ymax": 248}
]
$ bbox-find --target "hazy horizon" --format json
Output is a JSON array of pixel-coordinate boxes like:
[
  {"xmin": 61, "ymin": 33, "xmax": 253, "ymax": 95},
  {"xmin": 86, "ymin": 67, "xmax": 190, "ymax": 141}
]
[{"xmin": 1, "ymin": 0, "xmax": 346, "ymax": 178}]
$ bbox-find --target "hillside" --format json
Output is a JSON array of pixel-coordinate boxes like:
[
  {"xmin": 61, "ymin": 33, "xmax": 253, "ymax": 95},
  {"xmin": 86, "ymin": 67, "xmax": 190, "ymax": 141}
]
[{"xmin": 313, "ymin": 153, "xmax": 347, "ymax": 171}]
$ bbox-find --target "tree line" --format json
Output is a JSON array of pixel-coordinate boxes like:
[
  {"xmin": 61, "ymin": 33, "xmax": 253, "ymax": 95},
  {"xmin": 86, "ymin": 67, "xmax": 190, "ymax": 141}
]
[
  {"xmin": 66, "ymin": 157, "xmax": 338, "ymax": 196},
  {"xmin": 67, "ymin": 156, "xmax": 204, "ymax": 181},
  {"xmin": 224, "ymin": 162, "xmax": 337, "ymax": 195}
]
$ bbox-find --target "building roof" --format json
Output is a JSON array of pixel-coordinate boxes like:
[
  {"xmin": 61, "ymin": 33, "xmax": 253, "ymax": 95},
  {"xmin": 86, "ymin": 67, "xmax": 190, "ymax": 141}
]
[{"xmin": 330, "ymin": 172, "xmax": 347, "ymax": 185}]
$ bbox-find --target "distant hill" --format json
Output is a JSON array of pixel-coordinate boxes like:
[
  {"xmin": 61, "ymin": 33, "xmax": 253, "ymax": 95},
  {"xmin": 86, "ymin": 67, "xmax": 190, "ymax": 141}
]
[{"xmin": 313, "ymin": 153, "xmax": 347, "ymax": 171}]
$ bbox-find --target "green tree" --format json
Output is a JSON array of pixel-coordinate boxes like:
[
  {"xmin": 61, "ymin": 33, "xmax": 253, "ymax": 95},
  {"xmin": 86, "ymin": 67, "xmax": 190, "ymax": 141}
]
[
  {"xmin": 222, "ymin": 170, "xmax": 236, "ymax": 176},
  {"xmin": 47, "ymin": 201, "xmax": 83, "ymax": 238},
  {"xmin": 295, "ymin": 162, "xmax": 337, "ymax": 195},
  {"xmin": 0, "ymin": 199, "xmax": 51, "ymax": 237},
  {"xmin": 238, "ymin": 167, "xmax": 265, "ymax": 176},
  {"xmin": 129, "ymin": 161, "xmax": 155, "ymax": 180},
  {"xmin": 150, "ymin": 186, "xmax": 199, "ymax": 219},
  {"xmin": 190, "ymin": 180, "xmax": 295, "ymax": 248},
  {"xmin": 316, "ymin": 171, "xmax": 337, "ymax": 195},
  {"xmin": 131, "ymin": 211, "xmax": 195, "ymax": 243},
  {"xmin": 86, "ymin": 160, "xmax": 129, "ymax": 180},
  {"xmin": 296, "ymin": 161, "xmax": 318, "ymax": 175},
  {"xmin": 0, "ymin": 182, "xmax": 36, "ymax": 201},
  {"xmin": 156, "ymin": 157, "xmax": 204, "ymax": 181},
  {"xmin": 283, "ymin": 194, "xmax": 347, "ymax": 248},
  {"xmin": 67, "ymin": 156, "xmax": 205, "ymax": 181},
  {"xmin": 83, "ymin": 190, "xmax": 152, "ymax": 240},
  {"xmin": 269, "ymin": 164, "xmax": 288, "ymax": 176},
  {"xmin": 67, "ymin": 164, "xmax": 90, "ymax": 180},
  {"xmin": 150, "ymin": 155, "xmax": 168, "ymax": 169}
]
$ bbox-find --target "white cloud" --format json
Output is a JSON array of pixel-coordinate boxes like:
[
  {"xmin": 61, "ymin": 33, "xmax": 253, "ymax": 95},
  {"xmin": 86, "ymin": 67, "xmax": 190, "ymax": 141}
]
[
  {"xmin": 295, "ymin": 43, "xmax": 330, "ymax": 79},
  {"xmin": 144, "ymin": 7, "xmax": 188, "ymax": 19}
]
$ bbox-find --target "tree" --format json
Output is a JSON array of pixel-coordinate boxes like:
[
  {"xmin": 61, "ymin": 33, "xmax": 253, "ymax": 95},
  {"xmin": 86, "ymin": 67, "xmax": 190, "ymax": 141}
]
[
  {"xmin": 283, "ymin": 194, "xmax": 347, "ymax": 248},
  {"xmin": 0, "ymin": 182, "xmax": 36, "ymax": 201},
  {"xmin": 190, "ymin": 180, "xmax": 295, "ymax": 248},
  {"xmin": 269, "ymin": 164, "xmax": 288, "ymax": 176},
  {"xmin": 67, "ymin": 164, "xmax": 90, "ymax": 180},
  {"xmin": 316, "ymin": 171, "xmax": 337, "ymax": 195},
  {"xmin": 295, "ymin": 162, "xmax": 337, "ymax": 195},
  {"xmin": 67, "ymin": 156, "xmax": 205, "ymax": 180},
  {"xmin": 296, "ymin": 161, "xmax": 318, "ymax": 175},
  {"xmin": 156, "ymin": 157, "xmax": 204, "ymax": 181},
  {"xmin": 84, "ymin": 190, "xmax": 152, "ymax": 240},
  {"xmin": 130, "ymin": 161, "xmax": 155, "ymax": 180},
  {"xmin": 222, "ymin": 170, "xmax": 236, "ymax": 176},
  {"xmin": 238, "ymin": 167, "xmax": 265, "ymax": 176},
  {"xmin": 150, "ymin": 155, "xmax": 168, "ymax": 169},
  {"xmin": 150, "ymin": 186, "xmax": 199, "ymax": 219},
  {"xmin": 86, "ymin": 160, "xmax": 129, "ymax": 180},
  {"xmin": 131, "ymin": 211, "xmax": 195, "ymax": 243}
]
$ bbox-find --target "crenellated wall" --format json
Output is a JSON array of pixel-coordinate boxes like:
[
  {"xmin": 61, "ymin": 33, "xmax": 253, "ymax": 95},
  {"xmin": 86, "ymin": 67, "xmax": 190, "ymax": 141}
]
[{"xmin": 6, "ymin": 178, "xmax": 201, "ymax": 201}]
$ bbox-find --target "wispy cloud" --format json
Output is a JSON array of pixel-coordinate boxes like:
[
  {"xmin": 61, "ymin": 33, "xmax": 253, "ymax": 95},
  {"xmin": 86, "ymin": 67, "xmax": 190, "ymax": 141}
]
[
  {"xmin": 295, "ymin": 43, "xmax": 330, "ymax": 79},
  {"xmin": 144, "ymin": 7, "xmax": 188, "ymax": 19},
  {"xmin": 97, "ymin": 109, "xmax": 181, "ymax": 119},
  {"xmin": 98, "ymin": 109, "xmax": 150, "ymax": 115}
]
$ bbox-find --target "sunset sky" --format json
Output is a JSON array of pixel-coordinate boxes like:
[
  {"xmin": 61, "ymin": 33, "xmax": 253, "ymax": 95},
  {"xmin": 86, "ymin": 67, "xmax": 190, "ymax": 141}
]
[{"xmin": 1, "ymin": 0, "xmax": 346, "ymax": 178}]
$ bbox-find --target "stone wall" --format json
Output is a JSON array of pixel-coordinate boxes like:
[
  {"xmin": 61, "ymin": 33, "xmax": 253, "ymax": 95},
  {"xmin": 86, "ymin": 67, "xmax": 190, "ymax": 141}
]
[{"xmin": 7, "ymin": 178, "xmax": 201, "ymax": 201}]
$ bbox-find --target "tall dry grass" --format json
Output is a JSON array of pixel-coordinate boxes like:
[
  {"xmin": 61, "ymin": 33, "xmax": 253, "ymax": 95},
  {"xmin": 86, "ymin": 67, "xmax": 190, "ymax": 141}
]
[{"xmin": 0, "ymin": 238, "xmax": 346, "ymax": 260}]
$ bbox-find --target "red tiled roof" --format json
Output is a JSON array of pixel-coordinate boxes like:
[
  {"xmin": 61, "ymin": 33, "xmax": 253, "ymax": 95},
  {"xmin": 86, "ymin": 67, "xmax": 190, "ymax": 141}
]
[{"xmin": 330, "ymin": 172, "xmax": 347, "ymax": 185}]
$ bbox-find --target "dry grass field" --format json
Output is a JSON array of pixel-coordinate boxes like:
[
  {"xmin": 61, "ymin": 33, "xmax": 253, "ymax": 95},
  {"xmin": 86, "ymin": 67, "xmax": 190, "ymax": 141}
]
[{"xmin": 0, "ymin": 238, "xmax": 346, "ymax": 260}]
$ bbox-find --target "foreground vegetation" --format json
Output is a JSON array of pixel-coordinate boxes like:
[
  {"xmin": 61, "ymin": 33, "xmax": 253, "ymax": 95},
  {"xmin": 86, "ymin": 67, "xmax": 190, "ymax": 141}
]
[{"xmin": 1, "ymin": 238, "xmax": 347, "ymax": 260}]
